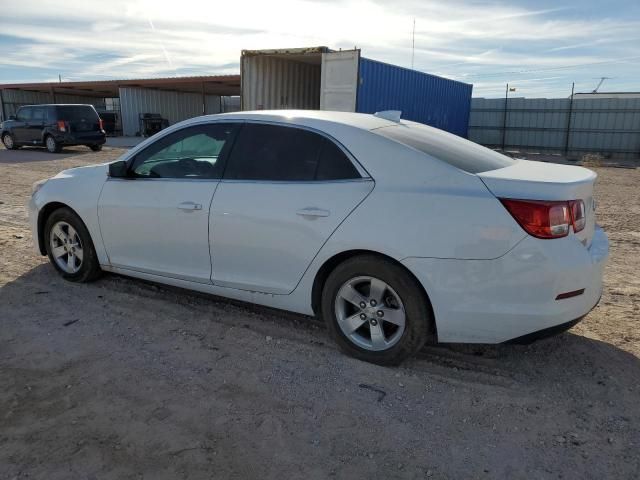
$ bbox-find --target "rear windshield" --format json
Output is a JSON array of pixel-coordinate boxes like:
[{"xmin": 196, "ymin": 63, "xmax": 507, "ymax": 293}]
[
  {"xmin": 55, "ymin": 106, "xmax": 99, "ymax": 121},
  {"xmin": 373, "ymin": 123, "xmax": 515, "ymax": 174}
]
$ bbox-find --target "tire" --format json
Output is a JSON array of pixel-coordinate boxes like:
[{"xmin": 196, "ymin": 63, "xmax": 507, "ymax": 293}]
[
  {"xmin": 44, "ymin": 207, "xmax": 102, "ymax": 282},
  {"xmin": 45, "ymin": 135, "xmax": 62, "ymax": 153},
  {"xmin": 321, "ymin": 255, "xmax": 435, "ymax": 366},
  {"xmin": 89, "ymin": 144, "xmax": 102, "ymax": 152},
  {"xmin": 2, "ymin": 133, "xmax": 19, "ymax": 150}
]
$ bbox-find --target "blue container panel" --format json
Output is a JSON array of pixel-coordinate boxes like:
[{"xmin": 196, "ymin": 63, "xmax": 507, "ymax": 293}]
[{"xmin": 356, "ymin": 58, "xmax": 473, "ymax": 137}]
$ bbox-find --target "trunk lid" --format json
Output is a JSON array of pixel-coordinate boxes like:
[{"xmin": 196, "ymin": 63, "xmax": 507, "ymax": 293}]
[{"xmin": 478, "ymin": 159, "xmax": 597, "ymax": 246}]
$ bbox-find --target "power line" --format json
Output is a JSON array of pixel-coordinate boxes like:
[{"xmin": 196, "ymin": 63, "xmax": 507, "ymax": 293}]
[{"xmin": 452, "ymin": 55, "xmax": 640, "ymax": 78}]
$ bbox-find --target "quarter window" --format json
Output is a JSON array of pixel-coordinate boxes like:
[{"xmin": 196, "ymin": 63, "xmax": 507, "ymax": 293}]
[
  {"xmin": 224, "ymin": 123, "xmax": 360, "ymax": 181},
  {"xmin": 131, "ymin": 124, "xmax": 237, "ymax": 179}
]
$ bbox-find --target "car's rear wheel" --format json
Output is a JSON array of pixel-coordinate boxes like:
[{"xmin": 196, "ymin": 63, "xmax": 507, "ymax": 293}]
[
  {"xmin": 321, "ymin": 255, "xmax": 434, "ymax": 365},
  {"xmin": 45, "ymin": 135, "xmax": 62, "ymax": 153},
  {"xmin": 2, "ymin": 133, "xmax": 19, "ymax": 150},
  {"xmin": 89, "ymin": 144, "xmax": 102, "ymax": 152},
  {"xmin": 44, "ymin": 207, "xmax": 102, "ymax": 282}
]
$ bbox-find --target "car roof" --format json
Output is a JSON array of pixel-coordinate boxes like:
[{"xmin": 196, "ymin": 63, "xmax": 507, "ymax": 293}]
[{"xmin": 208, "ymin": 110, "xmax": 399, "ymax": 131}]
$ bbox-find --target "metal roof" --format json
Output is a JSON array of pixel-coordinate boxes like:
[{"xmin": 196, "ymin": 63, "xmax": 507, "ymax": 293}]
[{"xmin": 0, "ymin": 75, "xmax": 240, "ymax": 98}]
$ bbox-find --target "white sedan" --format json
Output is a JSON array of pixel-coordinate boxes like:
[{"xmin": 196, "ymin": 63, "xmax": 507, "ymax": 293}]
[{"xmin": 29, "ymin": 110, "xmax": 608, "ymax": 365}]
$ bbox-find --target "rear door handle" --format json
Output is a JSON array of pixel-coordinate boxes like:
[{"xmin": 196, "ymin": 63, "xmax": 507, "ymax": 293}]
[
  {"xmin": 178, "ymin": 201, "xmax": 203, "ymax": 211},
  {"xmin": 296, "ymin": 207, "xmax": 330, "ymax": 218}
]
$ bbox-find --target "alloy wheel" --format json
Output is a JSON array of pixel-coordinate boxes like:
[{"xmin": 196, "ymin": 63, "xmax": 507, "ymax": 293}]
[
  {"xmin": 49, "ymin": 221, "xmax": 84, "ymax": 274},
  {"xmin": 46, "ymin": 136, "xmax": 57, "ymax": 152},
  {"xmin": 334, "ymin": 276, "xmax": 406, "ymax": 351},
  {"xmin": 3, "ymin": 134, "xmax": 13, "ymax": 149}
]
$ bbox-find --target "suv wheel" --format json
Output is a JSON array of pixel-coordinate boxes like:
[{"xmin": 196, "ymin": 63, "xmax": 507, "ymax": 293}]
[
  {"xmin": 44, "ymin": 207, "xmax": 102, "ymax": 282},
  {"xmin": 321, "ymin": 255, "xmax": 435, "ymax": 365},
  {"xmin": 45, "ymin": 135, "xmax": 62, "ymax": 153},
  {"xmin": 89, "ymin": 144, "xmax": 103, "ymax": 152},
  {"xmin": 2, "ymin": 133, "xmax": 19, "ymax": 150}
]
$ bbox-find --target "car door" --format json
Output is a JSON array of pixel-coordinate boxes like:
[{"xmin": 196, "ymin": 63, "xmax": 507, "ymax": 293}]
[
  {"xmin": 210, "ymin": 122, "xmax": 374, "ymax": 294},
  {"xmin": 98, "ymin": 122, "xmax": 238, "ymax": 283},
  {"xmin": 26, "ymin": 106, "xmax": 45, "ymax": 144},
  {"xmin": 12, "ymin": 107, "xmax": 32, "ymax": 143}
]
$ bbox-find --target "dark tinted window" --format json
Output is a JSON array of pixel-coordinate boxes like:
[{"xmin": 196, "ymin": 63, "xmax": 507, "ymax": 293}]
[
  {"xmin": 55, "ymin": 105, "xmax": 99, "ymax": 121},
  {"xmin": 131, "ymin": 123, "xmax": 236, "ymax": 179},
  {"xmin": 315, "ymin": 137, "xmax": 360, "ymax": 180},
  {"xmin": 31, "ymin": 107, "xmax": 45, "ymax": 122},
  {"xmin": 374, "ymin": 123, "xmax": 516, "ymax": 174},
  {"xmin": 224, "ymin": 123, "xmax": 360, "ymax": 181},
  {"xmin": 16, "ymin": 107, "xmax": 32, "ymax": 122}
]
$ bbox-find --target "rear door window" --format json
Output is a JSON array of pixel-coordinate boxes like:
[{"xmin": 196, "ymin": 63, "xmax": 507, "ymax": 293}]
[
  {"xmin": 55, "ymin": 106, "xmax": 99, "ymax": 121},
  {"xmin": 224, "ymin": 123, "xmax": 361, "ymax": 181},
  {"xmin": 374, "ymin": 123, "xmax": 516, "ymax": 174},
  {"xmin": 31, "ymin": 107, "xmax": 45, "ymax": 123}
]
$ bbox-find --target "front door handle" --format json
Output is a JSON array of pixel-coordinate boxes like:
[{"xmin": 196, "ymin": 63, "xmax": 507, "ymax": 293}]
[
  {"xmin": 296, "ymin": 207, "xmax": 330, "ymax": 218},
  {"xmin": 178, "ymin": 201, "xmax": 203, "ymax": 211}
]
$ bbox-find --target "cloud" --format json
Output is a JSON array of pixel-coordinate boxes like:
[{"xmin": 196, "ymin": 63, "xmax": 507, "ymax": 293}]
[{"xmin": 0, "ymin": 0, "xmax": 638, "ymax": 97}]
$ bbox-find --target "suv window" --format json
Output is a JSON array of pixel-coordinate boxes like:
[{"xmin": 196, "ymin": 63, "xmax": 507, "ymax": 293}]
[
  {"xmin": 31, "ymin": 107, "xmax": 45, "ymax": 123},
  {"xmin": 55, "ymin": 105, "xmax": 99, "ymax": 121},
  {"xmin": 16, "ymin": 107, "xmax": 32, "ymax": 122},
  {"xmin": 131, "ymin": 123, "xmax": 237, "ymax": 179},
  {"xmin": 224, "ymin": 123, "xmax": 360, "ymax": 181},
  {"xmin": 374, "ymin": 122, "xmax": 516, "ymax": 174}
]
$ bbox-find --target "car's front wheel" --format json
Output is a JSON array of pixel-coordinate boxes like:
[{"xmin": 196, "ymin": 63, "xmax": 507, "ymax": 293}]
[
  {"xmin": 89, "ymin": 144, "xmax": 102, "ymax": 152},
  {"xmin": 45, "ymin": 135, "xmax": 62, "ymax": 153},
  {"xmin": 44, "ymin": 207, "xmax": 102, "ymax": 282},
  {"xmin": 321, "ymin": 255, "xmax": 435, "ymax": 365},
  {"xmin": 2, "ymin": 133, "xmax": 19, "ymax": 150}
]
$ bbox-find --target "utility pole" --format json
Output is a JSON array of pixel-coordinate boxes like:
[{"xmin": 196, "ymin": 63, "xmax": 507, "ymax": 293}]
[
  {"xmin": 411, "ymin": 19, "xmax": 416, "ymax": 69},
  {"xmin": 501, "ymin": 83, "xmax": 509, "ymax": 151},
  {"xmin": 58, "ymin": 74, "xmax": 62, "ymax": 83},
  {"xmin": 564, "ymin": 82, "xmax": 575, "ymax": 156}
]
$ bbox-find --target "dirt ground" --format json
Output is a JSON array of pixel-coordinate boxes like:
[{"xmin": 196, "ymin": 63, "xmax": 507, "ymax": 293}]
[{"xmin": 1, "ymin": 146, "xmax": 639, "ymax": 480}]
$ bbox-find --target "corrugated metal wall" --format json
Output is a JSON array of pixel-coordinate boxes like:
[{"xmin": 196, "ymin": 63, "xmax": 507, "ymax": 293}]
[
  {"xmin": 119, "ymin": 87, "xmax": 221, "ymax": 136},
  {"xmin": 356, "ymin": 58, "xmax": 473, "ymax": 137},
  {"xmin": 0, "ymin": 89, "xmax": 105, "ymax": 121},
  {"xmin": 241, "ymin": 55, "xmax": 321, "ymax": 110},
  {"xmin": 469, "ymin": 97, "xmax": 640, "ymax": 159}
]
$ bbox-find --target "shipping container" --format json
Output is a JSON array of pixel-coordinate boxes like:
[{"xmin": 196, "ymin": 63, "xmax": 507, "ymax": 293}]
[{"xmin": 240, "ymin": 47, "xmax": 473, "ymax": 136}]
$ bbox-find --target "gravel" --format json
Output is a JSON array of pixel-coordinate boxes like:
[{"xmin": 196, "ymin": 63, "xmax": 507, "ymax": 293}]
[{"xmin": 0, "ymin": 146, "xmax": 639, "ymax": 479}]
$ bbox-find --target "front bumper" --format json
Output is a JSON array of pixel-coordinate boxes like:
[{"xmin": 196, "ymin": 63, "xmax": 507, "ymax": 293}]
[
  {"xmin": 402, "ymin": 227, "xmax": 609, "ymax": 343},
  {"xmin": 28, "ymin": 195, "xmax": 43, "ymax": 255}
]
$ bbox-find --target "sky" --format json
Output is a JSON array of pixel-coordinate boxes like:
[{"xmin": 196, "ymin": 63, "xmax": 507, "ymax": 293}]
[{"xmin": 0, "ymin": 0, "xmax": 639, "ymax": 98}]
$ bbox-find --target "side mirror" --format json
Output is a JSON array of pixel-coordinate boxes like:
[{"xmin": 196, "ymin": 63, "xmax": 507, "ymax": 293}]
[
  {"xmin": 108, "ymin": 160, "xmax": 129, "ymax": 178},
  {"xmin": 8, "ymin": 115, "xmax": 16, "ymax": 121}
]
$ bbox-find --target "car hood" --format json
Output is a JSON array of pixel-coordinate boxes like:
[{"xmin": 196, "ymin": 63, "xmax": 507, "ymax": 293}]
[{"xmin": 54, "ymin": 162, "xmax": 110, "ymax": 180}]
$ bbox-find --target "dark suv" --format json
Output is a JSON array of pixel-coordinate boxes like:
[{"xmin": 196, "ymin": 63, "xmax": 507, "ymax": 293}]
[{"xmin": 1, "ymin": 104, "xmax": 106, "ymax": 153}]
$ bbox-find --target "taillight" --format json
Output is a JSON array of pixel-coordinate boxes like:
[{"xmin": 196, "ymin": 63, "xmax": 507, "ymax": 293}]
[
  {"xmin": 98, "ymin": 118, "xmax": 104, "ymax": 131},
  {"xmin": 569, "ymin": 200, "xmax": 586, "ymax": 233},
  {"xmin": 500, "ymin": 199, "xmax": 570, "ymax": 238},
  {"xmin": 57, "ymin": 120, "xmax": 66, "ymax": 132}
]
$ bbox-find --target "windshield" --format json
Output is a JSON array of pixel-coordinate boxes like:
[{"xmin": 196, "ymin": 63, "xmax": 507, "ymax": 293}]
[{"xmin": 373, "ymin": 122, "xmax": 516, "ymax": 174}]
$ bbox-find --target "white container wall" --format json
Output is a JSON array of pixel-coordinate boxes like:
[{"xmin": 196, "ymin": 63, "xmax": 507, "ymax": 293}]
[
  {"xmin": 241, "ymin": 54, "xmax": 321, "ymax": 110},
  {"xmin": 119, "ymin": 87, "xmax": 221, "ymax": 136}
]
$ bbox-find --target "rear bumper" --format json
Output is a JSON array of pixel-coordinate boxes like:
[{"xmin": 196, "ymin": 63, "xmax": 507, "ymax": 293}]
[
  {"xmin": 51, "ymin": 131, "xmax": 106, "ymax": 145},
  {"xmin": 402, "ymin": 226, "xmax": 609, "ymax": 343}
]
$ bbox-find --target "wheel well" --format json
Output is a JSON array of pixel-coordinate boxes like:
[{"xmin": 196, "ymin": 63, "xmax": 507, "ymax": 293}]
[
  {"xmin": 37, "ymin": 202, "xmax": 72, "ymax": 255},
  {"xmin": 311, "ymin": 250, "xmax": 435, "ymax": 330}
]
